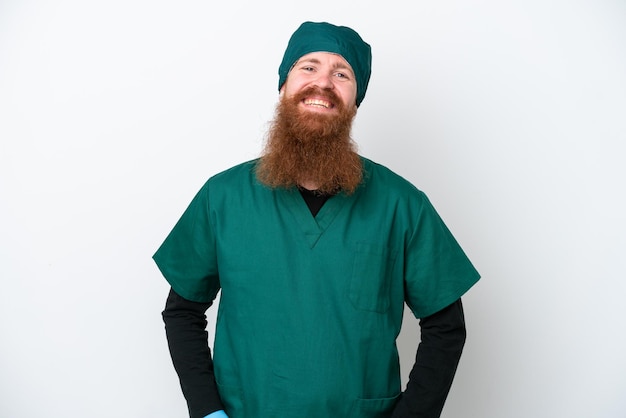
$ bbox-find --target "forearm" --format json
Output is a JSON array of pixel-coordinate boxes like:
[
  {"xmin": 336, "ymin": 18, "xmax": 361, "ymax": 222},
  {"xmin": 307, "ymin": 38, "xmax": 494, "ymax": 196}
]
[
  {"xmin": 162, "ymin": 288, "xmax": 224, "ymax": 418},
  {"xmin": 392, "ymin": 299, "xmax": 466, "ymax": 418}
]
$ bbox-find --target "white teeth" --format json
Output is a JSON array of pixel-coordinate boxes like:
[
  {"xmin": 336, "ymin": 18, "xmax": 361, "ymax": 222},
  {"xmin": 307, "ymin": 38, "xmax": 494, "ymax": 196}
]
[{"xmin": 304, "ymin": 99, "xmax": 330, "ymax": 108}]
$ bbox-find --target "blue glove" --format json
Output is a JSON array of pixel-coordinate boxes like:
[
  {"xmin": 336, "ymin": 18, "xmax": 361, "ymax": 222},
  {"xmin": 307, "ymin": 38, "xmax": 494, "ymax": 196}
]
[{"xmin": 204, "ymin": 411, "xmax": 229, "ymax": 418}]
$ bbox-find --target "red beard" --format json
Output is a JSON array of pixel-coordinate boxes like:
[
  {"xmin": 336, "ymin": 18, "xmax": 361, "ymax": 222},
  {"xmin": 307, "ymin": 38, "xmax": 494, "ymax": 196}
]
[{"xmin": 256, "ymin": 87, "xmax": 363, "ymax": 195}]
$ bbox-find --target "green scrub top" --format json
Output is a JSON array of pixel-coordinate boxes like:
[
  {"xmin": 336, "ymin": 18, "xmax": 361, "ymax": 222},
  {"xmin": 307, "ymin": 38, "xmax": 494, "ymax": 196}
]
[{"xmin": 153, "ymin": 157, "xmax": 480, "ymax": 418}]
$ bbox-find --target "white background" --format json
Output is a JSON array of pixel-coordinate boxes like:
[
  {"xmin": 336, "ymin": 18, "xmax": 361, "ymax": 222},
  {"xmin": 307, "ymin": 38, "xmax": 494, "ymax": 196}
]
[{"xmin": 1, "ymin": 1, "xmax": 625, "ymax": 417}]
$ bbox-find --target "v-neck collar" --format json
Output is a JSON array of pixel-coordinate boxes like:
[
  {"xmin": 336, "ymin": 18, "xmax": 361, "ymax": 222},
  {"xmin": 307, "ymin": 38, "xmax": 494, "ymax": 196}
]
[{"xmin": 278, "ymin": 187, "xmax": 352, "ymax": 249}]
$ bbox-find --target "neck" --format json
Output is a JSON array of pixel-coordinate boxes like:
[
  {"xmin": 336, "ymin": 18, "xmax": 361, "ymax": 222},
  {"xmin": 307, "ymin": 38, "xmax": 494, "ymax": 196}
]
[{"xmin": 298, "ymin": 180, "xmax": 319, "ymax": 191}]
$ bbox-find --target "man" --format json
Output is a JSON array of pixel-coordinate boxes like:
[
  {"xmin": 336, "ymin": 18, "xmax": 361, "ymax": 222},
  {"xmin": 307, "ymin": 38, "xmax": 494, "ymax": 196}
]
[{"xmin": 154, "ymin": 21, "xmax": 480, "ymax": 418}]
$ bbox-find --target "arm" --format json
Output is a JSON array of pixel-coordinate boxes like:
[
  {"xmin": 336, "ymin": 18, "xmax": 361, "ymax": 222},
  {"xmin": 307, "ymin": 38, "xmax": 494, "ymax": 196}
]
[
  {"xmin": 162, "ymin": 287, "xmax": 225, "ymax": 418},
  {"xmin": 391, "ymin": 298, "xmax": 467, "ymax": 418}
]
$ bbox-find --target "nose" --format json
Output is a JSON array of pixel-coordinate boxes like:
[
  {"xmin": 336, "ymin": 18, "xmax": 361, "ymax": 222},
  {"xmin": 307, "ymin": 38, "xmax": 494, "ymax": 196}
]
[{"xmin": 313, "ymin": 72, "xmax": 334, "ymax": 89}]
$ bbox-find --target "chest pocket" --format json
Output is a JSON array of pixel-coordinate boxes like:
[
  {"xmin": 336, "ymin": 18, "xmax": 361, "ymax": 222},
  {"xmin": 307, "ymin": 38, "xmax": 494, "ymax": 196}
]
[{"xmin": 349, "ymin": 242, "xmax": 398, "ymax": 313}]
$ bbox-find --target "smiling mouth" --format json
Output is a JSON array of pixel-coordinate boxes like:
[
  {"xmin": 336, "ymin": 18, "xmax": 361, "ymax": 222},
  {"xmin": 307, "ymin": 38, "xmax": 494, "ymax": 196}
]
[{"xmin": 303, "ymin": 98, "xmax": 333, "ymax": 109}]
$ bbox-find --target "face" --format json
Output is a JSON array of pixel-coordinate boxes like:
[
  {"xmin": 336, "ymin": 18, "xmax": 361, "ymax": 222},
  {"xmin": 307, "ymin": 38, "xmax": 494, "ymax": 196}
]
[{"xmin": 280, "ymin": 51, "xmax": 358, "ymax": 113}]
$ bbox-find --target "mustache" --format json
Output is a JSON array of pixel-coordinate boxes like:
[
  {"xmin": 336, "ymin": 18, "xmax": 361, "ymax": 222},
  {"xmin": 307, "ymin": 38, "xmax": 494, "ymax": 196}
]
[{"xmin": 292, "ymin": 86, "xmax": 343, "ymax": 108}]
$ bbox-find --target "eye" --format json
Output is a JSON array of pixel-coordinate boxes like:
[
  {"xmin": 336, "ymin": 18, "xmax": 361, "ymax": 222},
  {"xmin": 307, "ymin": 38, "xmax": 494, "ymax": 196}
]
[{"xmin": 335, "ymin": 71, "xmax": 350, "ymax": 80}]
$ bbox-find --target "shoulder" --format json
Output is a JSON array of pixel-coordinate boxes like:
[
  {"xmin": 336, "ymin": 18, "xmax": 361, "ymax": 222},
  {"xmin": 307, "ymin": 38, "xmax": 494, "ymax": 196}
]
[
  {"xmin": 360, "ymin": 156, "xmax": 426, "ymax": 201},
  {"xmin": 209, "ymin": 159, "xmax": 259, "ymax": 184},
  {"xmin": 190, "ymin": 159, "xmax": 260, "ymax": 202},
  {"xmin": 198, "ymin": 159, "xmax": 261, "ymax": 193}
]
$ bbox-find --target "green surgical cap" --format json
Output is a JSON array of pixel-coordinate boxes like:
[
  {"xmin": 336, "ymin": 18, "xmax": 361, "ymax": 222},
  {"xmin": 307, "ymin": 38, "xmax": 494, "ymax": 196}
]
[{"xmin": 278, "ymin": 21, "xmax": 372, "ymax": 107}]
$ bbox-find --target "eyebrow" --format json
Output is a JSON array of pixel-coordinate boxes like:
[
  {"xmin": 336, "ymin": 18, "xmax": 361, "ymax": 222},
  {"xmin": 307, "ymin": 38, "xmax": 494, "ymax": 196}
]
[{"xmin": 296, "ymin": 57, "xmax": 355, "ymax": 74}]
